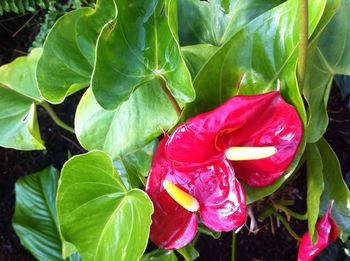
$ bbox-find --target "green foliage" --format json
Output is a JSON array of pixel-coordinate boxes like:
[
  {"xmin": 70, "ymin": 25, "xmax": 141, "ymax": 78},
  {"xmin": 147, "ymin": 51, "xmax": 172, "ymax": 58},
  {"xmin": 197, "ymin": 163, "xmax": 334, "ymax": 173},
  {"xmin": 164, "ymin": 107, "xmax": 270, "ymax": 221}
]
[
  {"xmin": 13, "ymin": 166, "xmax": 81, "ymax": 261},
  {"xmin": 141, "ymin": 249, "xmax": 177, "ymax": 261},
  {"xmin": 57, "ymin": 151, "xmax": 154, "ymax": 261},
  {"xmin": 0, "ymin": 0, "xmax": 48, "ymax": 15},
  {"xmin": 0, "ymin": 48, "xmax": 44, "ymax": 150}
]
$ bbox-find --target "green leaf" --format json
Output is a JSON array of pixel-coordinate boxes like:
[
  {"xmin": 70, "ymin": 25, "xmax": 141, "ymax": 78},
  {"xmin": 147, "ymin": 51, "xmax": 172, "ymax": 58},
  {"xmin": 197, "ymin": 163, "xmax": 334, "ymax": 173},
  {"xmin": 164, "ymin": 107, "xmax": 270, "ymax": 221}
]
[
  {"xmin": 75, "ymin": 86, "xmax": 176, "ymax": 158},
  {"xmin": 178, "ymin": 0, "xmax": 284, "ymax": 46},
  {"xmin": 13, "ymin": 167, "xmax": 63, "ymax": 261},
  {"xmin": 0, "ymin": 48, "xmax": 44, "ymax": 150},
  {"xmin": 92, "ymin": 0, "xmax": 195, "ymax": 110},
  {"xmin": 185, "ymin": 0, "xmax": 327, "ymax": 202},
  {"xmin": 114, "ymin": 140, "xmax": 157, "ymax": 189},
  {"xmin": 306, "ymin": 143, "xmax": 324, "ymax": 244},
  {"xmin": 198, "ymin": 223, "xmax": 221, "ymax": 239},
  {"xmin": 0, "ymin": 87, "xmax": 44, "ymax": 150},
  {"xmin": 0, "ymin": 48, "xmax": 42, "ymax": 101},
  {"xmin": 304, "ymin": 0, "xmax": 349, "ymax": 142},
  {"xmin": 141, "ymin": 249, "xmax": 177, "ymax": 261},
  {"xmin": 177, "ymin": 243, "xmax": 199, "ymax": 261},
  {"xmin": 181, "ymin": 44, "xmax": 218, "ymax": 79},
  {"xmin": 37, "ymin": 0, "xmax": 115, "ymax": 103},
  {"xmin": 57, "ymin": 151, "xmax": 154, "ymax": 261},
  {"xmin": 317, "ymin": 138, "xmax": 350, "ymax": 242}
]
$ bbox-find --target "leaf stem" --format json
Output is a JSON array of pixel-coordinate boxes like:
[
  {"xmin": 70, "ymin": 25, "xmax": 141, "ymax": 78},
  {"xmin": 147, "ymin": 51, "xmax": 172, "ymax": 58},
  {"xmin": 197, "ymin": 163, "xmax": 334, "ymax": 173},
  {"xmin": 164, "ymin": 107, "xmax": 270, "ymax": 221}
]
[
  {"xmin": 273, "ymin": 210, "xmax": 301, "ymax": 241},
  {"xmin": 273, "ymin": 203, "xmax": 308, "ymax": 221},
  {"xmin": 231, "ymin": 232, "xmax": 236, "ymax": 261},
  {"xmin": 297, "ymin": 0, "xmax": 308, "ymax": 90},
  {"xmin": 39, "ymin": 101, "xmax": 75, "ymax": 134},
  {"xmin": 159, "ymin": 78, "xmax": 182, "ymax": 117}
]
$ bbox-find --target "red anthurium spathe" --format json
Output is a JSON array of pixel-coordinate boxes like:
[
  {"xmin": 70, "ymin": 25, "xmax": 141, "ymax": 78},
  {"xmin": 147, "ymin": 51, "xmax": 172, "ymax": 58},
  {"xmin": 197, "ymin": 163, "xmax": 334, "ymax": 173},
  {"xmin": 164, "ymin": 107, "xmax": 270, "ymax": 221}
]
[
  {"xmin": 298, "ymin": 206, "xmax": 339, "ymax": 261},
  {"xmin": 146, "ymin": 91, "xmax": 302, "ymax": 249}
]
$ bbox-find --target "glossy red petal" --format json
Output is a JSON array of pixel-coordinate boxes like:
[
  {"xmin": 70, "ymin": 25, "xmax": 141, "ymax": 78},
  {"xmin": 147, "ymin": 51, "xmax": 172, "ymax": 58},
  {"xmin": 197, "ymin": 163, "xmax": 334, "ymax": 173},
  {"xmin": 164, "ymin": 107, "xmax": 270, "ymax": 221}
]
[
  {"xmin": 146, "ymin": 136, "xmax": 197, "ymax": 249},
  {"xmin": 166, "ymin": 91, "xmax": 302, "ymax": 187},
  {"xmin": 146, "ymin": 136, "xmax": 247, "ymax": 248},
  {"xmin": 297, "ymin": 207, "xmax": 339, "ymax": 261}
]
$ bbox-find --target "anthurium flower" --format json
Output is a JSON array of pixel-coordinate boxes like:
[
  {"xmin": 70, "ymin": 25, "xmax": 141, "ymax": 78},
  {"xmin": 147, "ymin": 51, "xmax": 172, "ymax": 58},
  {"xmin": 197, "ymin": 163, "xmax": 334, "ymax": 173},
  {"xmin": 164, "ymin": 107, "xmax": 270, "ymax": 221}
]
[
  {"xmin": 298, "ymin": 207, "xmax": 338, "ymax": 261},
  {"xmin": 146, "ymin": 91, "xmax": 302, "ymax": 249}
]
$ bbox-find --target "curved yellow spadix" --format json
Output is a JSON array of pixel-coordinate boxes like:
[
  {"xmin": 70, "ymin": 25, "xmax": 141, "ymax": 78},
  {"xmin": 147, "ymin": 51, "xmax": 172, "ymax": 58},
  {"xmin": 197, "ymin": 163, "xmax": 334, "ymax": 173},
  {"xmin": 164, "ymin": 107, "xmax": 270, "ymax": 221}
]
[
  {"xmin": 225, "ymin": 146, "xmax": 277, "ymax": 161},
  {"xmin": 163, "ymin": 180, "xmax": 199, "ymax": 212}
]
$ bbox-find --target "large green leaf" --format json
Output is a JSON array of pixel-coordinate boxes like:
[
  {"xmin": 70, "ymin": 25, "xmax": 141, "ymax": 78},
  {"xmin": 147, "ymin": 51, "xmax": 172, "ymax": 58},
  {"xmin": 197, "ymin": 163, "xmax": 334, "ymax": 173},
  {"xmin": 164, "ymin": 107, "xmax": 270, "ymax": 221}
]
[
  {"xmin": 188, "ymin": 0, "xmax": 327, "ymax": 202},
  {"xmin": 75, "ymin": 87, "xmax": 176, "ymax": 158},
  {"xmin": 181, "ymin": 44, "xmax": 218, "ymax": 78},
  {"xmin": 304, "ymin": 0, "xmax": 349, "ymax": 143},
  {"xmin": 57, "ymin": 151, "xmax": 154, "ymax": 261},
  {"xmin": 0, "ymin": 49, "xmax": 44, "ymax": 150},
  {"xmin": 92, "ymin": 0, "xmax": 195, "ymax": 110},
  {"xmin": 13, "ymin": 167, "xmax": 68, "ymax": 261},
  {"xmin": 305, "ymin": 143, "xmax": 324, "ymax": 243},
  {"xmin": 317, "ymin": 138, "xmax": 350, "ymax": 242},
  {"xmin": 36, "ymin": 0, "xmax": 115, "ymax": 103},
  {"xmin": 178, "ymin": 0, "xmax": 284, "ymax": 46},
  {"xmin": 0, "ymin": 48, "xmax": 42, "ymax": 101}
]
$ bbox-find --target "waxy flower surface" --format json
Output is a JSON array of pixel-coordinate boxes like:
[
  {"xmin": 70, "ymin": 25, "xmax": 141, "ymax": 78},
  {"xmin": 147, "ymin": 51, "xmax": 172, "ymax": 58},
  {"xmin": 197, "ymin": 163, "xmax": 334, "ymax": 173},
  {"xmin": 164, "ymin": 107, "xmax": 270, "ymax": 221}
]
[
  {"xmin": 298, "ymin": 207, "xmax": 339, "ymax": 261},
  {"xmin": 146, "ymin": 91, "xmax": 302, "ymax": 249}
]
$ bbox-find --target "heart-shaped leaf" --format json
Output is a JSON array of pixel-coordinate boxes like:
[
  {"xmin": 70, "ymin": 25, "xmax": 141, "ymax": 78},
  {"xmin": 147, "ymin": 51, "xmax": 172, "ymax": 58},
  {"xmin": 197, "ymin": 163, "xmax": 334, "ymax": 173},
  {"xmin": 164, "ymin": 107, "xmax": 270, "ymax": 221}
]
[
  {"xmin": 57, "ymin": 151, "xmax": 154, "ymax": 261},
  {"xmin": 178, "ymin": 0, "xmax": 284, "ymax": 46},
  {"xmin": 304, "ymin": 0, "xmax": 349, "ymax": 143},
  {"xmin": 317, "ymin": 138, "xmax": 350, "ymax": 242},
  {"xmin": 0, "ymin": 49, "xmax": 44, "ymax": 150},
  {"xmin": 37, "ymin": 0, "xmax": 115, "ymax": 103},
  {"xmin": 75, "ymin": 87, "xmax": 176, "ymax": 158},
  {"xmin": 13, "ymin": 167, "xmax": 76, "ymax": 261},
  {"xmin": 92, "ymin": 0, "xmax": 195, "ymax": 110}
]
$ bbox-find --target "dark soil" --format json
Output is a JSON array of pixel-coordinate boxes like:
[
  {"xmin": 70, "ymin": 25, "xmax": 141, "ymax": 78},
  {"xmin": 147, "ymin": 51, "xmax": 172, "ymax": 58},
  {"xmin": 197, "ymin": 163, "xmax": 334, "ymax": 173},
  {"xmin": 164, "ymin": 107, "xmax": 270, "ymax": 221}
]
[{"xmin": 1, "ymin": 10, "xmax": 350, "ymax": 261}]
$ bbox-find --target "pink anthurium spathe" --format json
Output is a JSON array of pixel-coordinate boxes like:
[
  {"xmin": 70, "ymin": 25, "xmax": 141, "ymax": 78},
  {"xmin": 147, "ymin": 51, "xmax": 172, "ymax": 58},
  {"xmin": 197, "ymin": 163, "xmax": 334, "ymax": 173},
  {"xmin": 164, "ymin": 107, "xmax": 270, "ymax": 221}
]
[
  {"xmin": 146, "ymin": 91, "xmax": 302, "ymax": 249},
  {"xmin": 298, "ymin": 206, "xmax": 339, "ymax": 261}
]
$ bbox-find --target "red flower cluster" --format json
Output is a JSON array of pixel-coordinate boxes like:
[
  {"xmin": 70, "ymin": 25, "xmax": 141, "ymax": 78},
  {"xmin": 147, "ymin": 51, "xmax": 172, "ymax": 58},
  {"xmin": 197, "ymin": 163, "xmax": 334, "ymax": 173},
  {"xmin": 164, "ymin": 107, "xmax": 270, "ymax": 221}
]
[{"xmin": 146, "ymin": 91, "xmax": 303, "ymax": 249}]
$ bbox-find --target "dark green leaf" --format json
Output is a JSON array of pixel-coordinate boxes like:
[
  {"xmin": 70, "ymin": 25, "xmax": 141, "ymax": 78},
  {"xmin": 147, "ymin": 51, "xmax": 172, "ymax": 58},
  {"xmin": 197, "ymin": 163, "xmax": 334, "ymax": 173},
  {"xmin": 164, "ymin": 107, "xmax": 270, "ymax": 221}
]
[
  {"xmin": 141, "ymin": 249, "xmax": 177, "ymax": 261},
  {"xmin": 13, "ymin": 167, "xmax": 63, "ymax": 260},
  {"xmin": 306, "ymin": 143, "xmax": 324, "ymax": 243},
  {"xmin": 304, "ymin": 0, "xmax": 348, "ymax": 142},
  {"xmin": 37, "ymin": 0, "xmax": 115, "ymax": 103},
  {"xmin": 75, "ymin": 87, "xmax": 176, "ymax": 158},
  {"xmin": 317, "ymin": 138, "xmax": 350, "ymax": 241},
  {"xmin": 178, "ymin": 0, "xmax": 284, "ymax": 46},
  {"xmin": 92, "ymin": 0, "xmax": 194, "ymax": 110},
  {"xmin": 177, "ymin": 243, "xmax": 199, "ymax": 261},
  {"xmin": 57, "ymin": 151, "xmax": 154, "ymax": 261}
]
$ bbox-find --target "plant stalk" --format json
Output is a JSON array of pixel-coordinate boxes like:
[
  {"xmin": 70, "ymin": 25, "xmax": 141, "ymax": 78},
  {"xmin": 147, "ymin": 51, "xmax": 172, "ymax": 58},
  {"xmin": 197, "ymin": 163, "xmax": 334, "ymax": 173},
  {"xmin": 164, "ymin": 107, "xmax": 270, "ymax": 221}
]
[
  {"xmin": 231, "ymin": 232, "xmax": 236, "ymax": 261},
  {"xmin": 297, "ymin": 0, "xmax": 309, "ymax": 90},
  {"xmin": 40, "ymin": 102, "xmax": 75, "ymax": 134},
  {"xmin": 273, "ymin": 210, "xmax": 301, "ymax": 241},
  {"xmin": 159, "ymin": 78, "xmax": 182, "ymax": 117},
  {"xmin": 273, "ymin": 204, "xmax": 308, "ymax": 221}
]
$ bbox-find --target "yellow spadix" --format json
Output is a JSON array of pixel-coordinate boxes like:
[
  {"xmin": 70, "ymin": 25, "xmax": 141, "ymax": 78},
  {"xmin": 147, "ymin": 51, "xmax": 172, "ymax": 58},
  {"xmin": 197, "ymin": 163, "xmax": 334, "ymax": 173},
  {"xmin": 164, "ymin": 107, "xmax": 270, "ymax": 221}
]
[{"xmin": 225, "ymin": 146, "xmax": 277, "ymax": 161}]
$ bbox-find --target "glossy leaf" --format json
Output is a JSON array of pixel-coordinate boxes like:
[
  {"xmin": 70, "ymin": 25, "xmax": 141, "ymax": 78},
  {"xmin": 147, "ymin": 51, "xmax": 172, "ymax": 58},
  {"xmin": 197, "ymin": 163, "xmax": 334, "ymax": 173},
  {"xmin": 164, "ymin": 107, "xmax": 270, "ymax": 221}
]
[
  {"xmin": 184, "ymin": 0, "xmax": 327, "ymax": 202},
  {"xmin": 141, "ymin": 249, "xmax": 177, "ymax": 261},
  {"xmin": 181, "ymin": 44, "xmax": 218, "ymax": 78},
  {"xmin": 306, "ymin": 143, "xmax": 324, "ymax": 243},
  {"xmin": 75, "ymin": 87, "xmax": 177, "ymax": 158},
  {"xmin": 0, "ymin": 48, "xmax": 42, "ymax": 101},
  {"xmin": 13, "ymin": 167, "xmax": 65, "ymax": 261},
  {"xmin": 304, "ymin": 0, "xmax": 349, "ymax": 142},
  {"xmin": 317, "ymin": 138, "xmax": 350, "ymax": 241},
  {"xmin": 178, "ymin": 0, "xmax": 284, "ymax": 46},
  {"xmin": 0, "ymin": 86, "xmax": 44, "ymax": 150},
  {"xmin": 92, "ymin": 0, "xmax": 194, "ymax": 110},
  {"xmin": 37, "ymin": 0, "xmax": 114, "ymax": 103},
  {"xmin": 57, "ymin": 151, "xmax": 154, "ymax": 261},
  {"xmin": 177, "ymin": 244, "xmax": 199, "ymax": 261}
]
